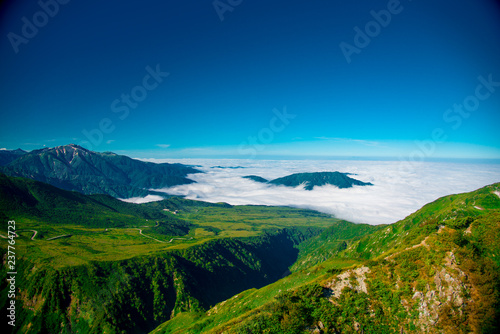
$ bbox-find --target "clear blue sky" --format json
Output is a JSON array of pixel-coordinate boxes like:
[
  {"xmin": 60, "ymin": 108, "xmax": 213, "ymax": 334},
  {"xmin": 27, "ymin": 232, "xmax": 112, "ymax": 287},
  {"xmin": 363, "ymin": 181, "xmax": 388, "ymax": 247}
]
[{"xmin": 1, "ymin": 0, "xmax": 500, "ymax": 159}]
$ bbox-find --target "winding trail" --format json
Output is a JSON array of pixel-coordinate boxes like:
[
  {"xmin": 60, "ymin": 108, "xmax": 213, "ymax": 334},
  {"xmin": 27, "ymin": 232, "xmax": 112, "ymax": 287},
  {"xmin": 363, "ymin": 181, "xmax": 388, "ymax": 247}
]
[
  {"xmin": 0, "ymin": 229, "xmax": 37, "ymax": 240},
  {"xmin": 385, "ymin": 226, "xmax": 445, "ymax": 261},
  {"xmin": 168, "ymin": 237, "xmax": 194, "ymax": 243},
  {"xmin": 135, "ymin": 229, "xmax": 166, "ymax": 243},
  {"xmin": 19, "ymin": 229, "xmax": 38, "ymax": 240},
  {"xmin": 134, "ymin": 221, "xmax": 194, "ymax": 244},
  {"xmin": 0, "ymin": 232, "xmax": 19, "ymax": 238},
  {"xmin": 1, "ymin": 226, "xmax": 193, "ymax": 245},
  {"xmin": 135, "ymin": 228, "xmax": 194, "ymax": 244},
  {"xmin": 385, "ymin": 236, "xmax": 430, "ymax": 261},
  {"xmin": 46, "ymin": 234, "xmax": 72, "ymax": 241}
]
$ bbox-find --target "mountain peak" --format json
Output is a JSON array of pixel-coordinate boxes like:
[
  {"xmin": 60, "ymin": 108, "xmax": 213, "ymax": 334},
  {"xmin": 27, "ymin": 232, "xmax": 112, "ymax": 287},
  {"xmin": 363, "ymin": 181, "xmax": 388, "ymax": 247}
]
[
  {"xmin": 0, "ymin": 144, "xmax": 201, "ymax": 198},
  {"xmin": 53, "ymin": 143, "xmax": 89, "ymax": 151}
]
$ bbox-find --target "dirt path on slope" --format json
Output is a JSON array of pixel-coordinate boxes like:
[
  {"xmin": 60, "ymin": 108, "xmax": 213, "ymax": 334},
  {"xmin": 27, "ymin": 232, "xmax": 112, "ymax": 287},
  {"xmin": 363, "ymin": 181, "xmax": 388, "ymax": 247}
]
[{"xmin": 385, "ymin": 226, "xmax": 445, "ymax": 261}]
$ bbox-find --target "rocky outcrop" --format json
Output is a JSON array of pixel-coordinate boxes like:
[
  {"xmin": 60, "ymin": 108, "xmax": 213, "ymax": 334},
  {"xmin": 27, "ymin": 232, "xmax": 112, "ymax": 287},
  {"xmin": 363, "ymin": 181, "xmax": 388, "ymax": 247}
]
[
  {"xmin": 323, "ymin": 266, "xmax": 370, "ymax": 300},
  {"xmin": 407, "ymin": 252, "xmax": 470, "ymax": 331}
]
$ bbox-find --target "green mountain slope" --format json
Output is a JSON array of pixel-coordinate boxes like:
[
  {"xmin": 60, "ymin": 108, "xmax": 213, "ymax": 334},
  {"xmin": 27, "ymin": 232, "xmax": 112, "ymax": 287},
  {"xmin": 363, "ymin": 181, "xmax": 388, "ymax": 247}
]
[
  {"xmin": 291, "ymin": 221, "xmax": 386, "ymax": 271},
  {"xmin": 1, "ymin": 174, "xmax": 375, "ymax": 333},
  {"xmin": 244, "ymin": 172, "xmax": 372, "ymax": 190},
  {"xmin": 0, "ymin": 173, "xmax": 186, "ymax": 228},
  {"xmin": 0, "ymin": 144, "xmax": 200, "ymax": 198},
  {"xmin": 152, "ymin": 183, "xmax": 500, "ymax": 334},
  {"xmin": 0, "ymin": 229, "xmax": 323, "ymax": 334}
]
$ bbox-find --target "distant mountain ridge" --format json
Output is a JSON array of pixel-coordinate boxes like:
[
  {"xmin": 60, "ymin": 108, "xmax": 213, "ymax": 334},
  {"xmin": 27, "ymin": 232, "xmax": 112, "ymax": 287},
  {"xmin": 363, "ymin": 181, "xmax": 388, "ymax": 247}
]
[
  {"xmin": 0, "ymin": 144, "xmax": 201, "ymax": 198},
  {"xmin": 244, "ymin": 171, "xmax": 372, "ymax": 190},
  {"xmin": 0, "ymin": 148, "xmax": 27, "ymax": 166}
]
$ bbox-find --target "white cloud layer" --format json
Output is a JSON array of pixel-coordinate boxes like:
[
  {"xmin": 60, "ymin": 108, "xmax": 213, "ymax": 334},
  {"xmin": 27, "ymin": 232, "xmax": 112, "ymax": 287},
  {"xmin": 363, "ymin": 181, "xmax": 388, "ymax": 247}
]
[
  {"xmin": 121, "ymin": 194, "xmax": 165, "ymax": 204},
  {"xmin": 136, "ymin": 159, "xmax": 500, "ymax": 225}
]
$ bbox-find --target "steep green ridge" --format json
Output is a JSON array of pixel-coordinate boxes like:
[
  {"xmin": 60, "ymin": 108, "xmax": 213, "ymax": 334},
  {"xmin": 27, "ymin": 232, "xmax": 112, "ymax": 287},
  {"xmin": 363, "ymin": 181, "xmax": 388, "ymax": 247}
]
[
  {"xmin": 152, "ymin": 183, "xmax": 500, "ymax": 334},
  {"xmin": 0, "ymin": 144, "xmax": 200, "ymax": 198},
  {"xmin": 0, "ymin": 148, "xmax": 27, "ymax": 166},
  {"xmin": 244, "ymin": 172, "xmax": 372, "ymax": 190},
  {"xmin": 339, "ymin": 182, "xmax": 500, "ymax": 261},
  {"xmin": 291, "ymin": 221, "xmax": 386, "ymax": 272},
  {"xmin": 0, "ymin": 173, "xmax": 185, "ymax": 228}
]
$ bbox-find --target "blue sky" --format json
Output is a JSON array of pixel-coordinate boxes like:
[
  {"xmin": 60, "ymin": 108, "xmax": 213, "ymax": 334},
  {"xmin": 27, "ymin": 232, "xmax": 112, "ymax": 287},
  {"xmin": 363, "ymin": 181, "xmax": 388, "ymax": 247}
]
[{"xmin": 1, "ymin": 0, "xmax": 500, "ymax": 159}]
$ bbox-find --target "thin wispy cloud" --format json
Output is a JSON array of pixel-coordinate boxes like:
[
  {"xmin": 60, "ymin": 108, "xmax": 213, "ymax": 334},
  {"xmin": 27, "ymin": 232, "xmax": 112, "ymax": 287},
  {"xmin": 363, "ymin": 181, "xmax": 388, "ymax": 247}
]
[
  {"xmin": 156, "ymin": 144, "xmax": 171, "ymax": 148},
  {"xmin": 314, "ymin": 137, "xmax": 382, "ymax": 147}
]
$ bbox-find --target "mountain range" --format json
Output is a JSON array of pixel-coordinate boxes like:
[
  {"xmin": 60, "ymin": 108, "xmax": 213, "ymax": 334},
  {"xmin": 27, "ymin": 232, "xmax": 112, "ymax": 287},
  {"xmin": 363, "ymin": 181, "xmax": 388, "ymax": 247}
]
[
  {"xmin": 0, "ymin": 170, "xmax": 499, "ymax": 333},
  {"xmin": 0, "ymin": 145, "xmax": 499, "ymax": 333},
  {"xmin": 0, "ymin": 144, "xmax": 200, "ymax": 198}
]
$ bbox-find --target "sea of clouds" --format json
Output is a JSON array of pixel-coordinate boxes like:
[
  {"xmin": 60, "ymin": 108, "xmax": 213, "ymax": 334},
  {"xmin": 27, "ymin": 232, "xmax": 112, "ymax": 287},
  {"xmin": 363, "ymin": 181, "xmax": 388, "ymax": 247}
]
[{"xmin": 123, "ymin": 159, "xmax": 500, "ymax": 225}]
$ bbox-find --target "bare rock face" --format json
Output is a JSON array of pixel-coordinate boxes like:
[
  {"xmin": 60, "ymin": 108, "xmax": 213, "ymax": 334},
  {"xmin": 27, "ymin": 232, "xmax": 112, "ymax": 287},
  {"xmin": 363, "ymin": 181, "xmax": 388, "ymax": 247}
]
[
  {"xmin": 407, "ymin": 252, "xmax": 470, "ymax": 331},
  {"xmin": 324, "ymin": 266, "xmax": 371, "ymax": 300}
]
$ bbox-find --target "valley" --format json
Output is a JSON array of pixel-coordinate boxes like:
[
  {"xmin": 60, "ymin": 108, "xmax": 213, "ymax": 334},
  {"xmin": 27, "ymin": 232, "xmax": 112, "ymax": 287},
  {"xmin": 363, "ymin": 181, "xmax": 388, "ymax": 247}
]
[{"xmin": 1, "ymin": 172, "xmax": 382, "ymax": 333}]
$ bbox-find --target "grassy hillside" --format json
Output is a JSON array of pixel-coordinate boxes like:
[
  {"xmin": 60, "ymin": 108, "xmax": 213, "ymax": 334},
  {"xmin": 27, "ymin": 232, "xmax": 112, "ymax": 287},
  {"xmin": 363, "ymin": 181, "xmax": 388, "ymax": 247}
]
[
  {"xmin": 0, "ymin": 229, "xmax": 328, "ymax": 334},
  {"xmin": 151, "ymin": 183, "xmax": 500, "ymax": 334},
  {"xmin": 0, "ymin": 172, "xmax": 186, "ymax": 229},
  {"xmin": 291, "ymin": 221, "xmax": 386, "ymax": 272},
  {"xmin": 0, "ymin": 174, "xmax": 377, "ymax": 333},
  {"xmin": 0, "ymin": 174, "xmax": 351, "ymax": 267}
]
